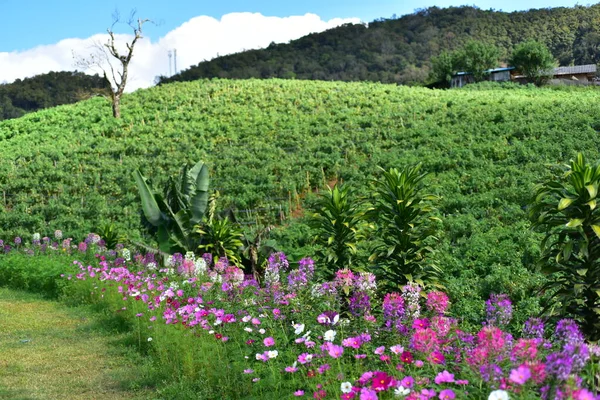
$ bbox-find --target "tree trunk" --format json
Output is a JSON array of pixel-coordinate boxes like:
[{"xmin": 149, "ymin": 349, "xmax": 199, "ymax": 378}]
[{"xmin": 112, "ymin": 95, "xmax": 121, "ymax": 118}]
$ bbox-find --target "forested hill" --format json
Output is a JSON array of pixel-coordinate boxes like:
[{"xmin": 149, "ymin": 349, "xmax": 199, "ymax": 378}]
[
  {"xmin": 159, "ymin": 5, "xmax": 600, "ymax": 86},
  {"xmin": 0, "ymin": 71, "xmax": 110, "ymax": 121}
]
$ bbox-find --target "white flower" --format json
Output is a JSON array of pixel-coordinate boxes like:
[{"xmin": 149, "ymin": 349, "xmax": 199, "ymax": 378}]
[
  {"xmin": 208, "ymin": 330, "xmax": 215, "ymax": 334},
  {"xmin": 293, "ymin": 322, "xmax": 305, "ymax": 335},
  {"xmin": 214, "ymin": 319, "xmax": 222, "ymax": 326},
  {"xmin": 324, "ymin": 330, "xmax": 336, "ymax": 341},
  {"xmin": 146, "ymin": 262, "xmax": 157, "ymax": 270},
  {"xmin": 305, "ymin": 354, "xmax": 313, "ymax": 362},
  {"xmin": 242, "ymin": 315, "xmax": 252, "ymax": 323},
  {"xmin": 147, "ymin": 337, "xmax": 153, "ymax": 342},
  {"xmin": 488, "ymin": 390, "xmax": 509, "ymax": 400},
  {"xmin": 32, "ymin": 233, "xmax": 41, "ymax": 241},
  {"xmin": 341, "ymin": 382, "xmax": 352, "ymax": 394},
  {"xmin": 259, "ymin": 329, "xmax": 266, "ymax": 334},
  {"xmin": 394, "ymin": 386, "xmax": 410, "ymax": 397},
  {"xmin": 332, "ymin": 314, "xmax": 340, "ymax": 325},
  {"xmin": 244, "ymin": 327, "xmax": 253, "ymax": 333},
  {"xmin": 255, "ymin": 353, "xmax": 262, "ymax": 360},
  {"xmin": 267, "ymin": 350, "xmax": 278, "ymax": 359},
  {"xmin": 184, "ymin": 251, "xmax": 195, "ymax": 261}
]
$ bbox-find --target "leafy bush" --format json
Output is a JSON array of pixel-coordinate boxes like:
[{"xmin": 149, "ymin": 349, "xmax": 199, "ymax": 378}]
[{"xmin": 530, "ymin": 153, "xmax": 600, "ymax": 339}]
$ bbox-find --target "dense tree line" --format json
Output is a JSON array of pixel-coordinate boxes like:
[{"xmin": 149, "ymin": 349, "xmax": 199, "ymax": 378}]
[
  {"xmin": 159, "ymin": 5, "xmax": 600, "ymax": 86},
  {"xmin": 0, "ymin": 71, "xmax": 110, "ymax": 121}
]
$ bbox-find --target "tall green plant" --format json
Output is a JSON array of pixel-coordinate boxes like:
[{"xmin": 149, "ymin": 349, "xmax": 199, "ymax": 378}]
[
  {"xmin": 134, "ymin": 160, "xmax": 209, "ymax": 254},
  {"xmin": 366, "ymin": 164, "xmax": 442, "ymax": 290},
  {"xmin": 530, "ymin": 153, "xmax": 600, "ymax": 340},
  {"xmin": 310, "ymin": 183, "xmax": 364, "ymax": 279}
]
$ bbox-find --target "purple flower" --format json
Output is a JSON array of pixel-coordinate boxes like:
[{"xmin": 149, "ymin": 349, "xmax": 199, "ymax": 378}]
[
  {"xmin": 349, "ymin": 291, "xmax": 371, "ymax": 317},
  {"xmin": 509, "ymin": 365, "xmax": 531, "ymax": 385},
  {"xmin": 485, "ymin": 294, "xmax": 512, "ymax": 327},
  {"xmin": 523, "ymin": 317, "xmax": 545, "ymax": 339}
]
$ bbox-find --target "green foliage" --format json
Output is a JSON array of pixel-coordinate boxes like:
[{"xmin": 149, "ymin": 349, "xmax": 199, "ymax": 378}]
[
  {"xmin": 453, "ymin": 40, "xmax": 500, "ymax": 82},
  {"xmin": 197, "ymin": 216, "xmax": 244, "ymax": 266},
  {"xmin": 134, "ymin": 160, "xmax": 210, "ymax": 254},
  {"xmin": 510, "ymin": 40, "xmax": 557, "ymax": 86},
  {"xmin": 240, "ymin": 224, "xmax": 278, "ymax": 280},
  {"xmin": 0, "ymin": 252, "xmax": 72, "ymax": 298},
  {"xmin": 310, "ymin": 184, "xmax": 364, "ymax": 278},
  {"xmin": 530, "ymin": 153, "xmax": 600, "ymax": 339},
  {"xmin": 366, "ymin": 164, "xmax": 442, "ymax": 290}
]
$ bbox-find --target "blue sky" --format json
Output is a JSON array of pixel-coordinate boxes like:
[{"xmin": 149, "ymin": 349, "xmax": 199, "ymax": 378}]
[{"xmin": 1, "ymin": 0, "xmax": 587, "ymax": 52}]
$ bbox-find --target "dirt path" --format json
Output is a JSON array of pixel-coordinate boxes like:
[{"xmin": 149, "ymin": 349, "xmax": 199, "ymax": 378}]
[{"xmin": 0, "ymin": 288, "xmax": 154, "ymax": 400}]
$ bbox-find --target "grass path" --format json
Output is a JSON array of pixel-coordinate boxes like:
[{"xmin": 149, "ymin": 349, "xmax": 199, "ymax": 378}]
[{"xmin": 0, "ymin": 288, "xmax": 154, "ymax": 400}]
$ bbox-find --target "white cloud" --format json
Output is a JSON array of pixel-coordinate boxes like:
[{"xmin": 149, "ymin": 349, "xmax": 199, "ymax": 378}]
[{"xmin": 0, "ymin": 12, "xmax": 361, "ymax": 91}]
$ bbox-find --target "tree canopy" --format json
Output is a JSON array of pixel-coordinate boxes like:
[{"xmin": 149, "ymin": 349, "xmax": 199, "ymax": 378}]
[
  {"xmin": 510, "ymin": 40, "xmax": 556, "ymax": 86},
  {"xmin": 0, "ymin": 71, "xmax": 110, "ymax": 121}
]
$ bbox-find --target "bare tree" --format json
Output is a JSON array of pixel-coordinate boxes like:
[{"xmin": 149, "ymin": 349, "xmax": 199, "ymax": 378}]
[{"xmin": 75, "ymin": 10, "xmax": 149, "ymax": 118}]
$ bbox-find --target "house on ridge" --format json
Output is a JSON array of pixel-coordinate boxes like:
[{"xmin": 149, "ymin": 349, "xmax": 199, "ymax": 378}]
[{"xmin": 451, "ymin": 67, "xmax": 515, "ymax": 88}]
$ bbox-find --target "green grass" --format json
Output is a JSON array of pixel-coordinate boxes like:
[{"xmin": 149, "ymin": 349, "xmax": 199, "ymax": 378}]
[{"xmin": 0, "ymin": 288, "xmax": 155, "ymax": 400}]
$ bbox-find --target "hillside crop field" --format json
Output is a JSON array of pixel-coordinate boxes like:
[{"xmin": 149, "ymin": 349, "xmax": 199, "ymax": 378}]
[{"xmin": 2, "ymin": 79, "xmax": 600, "ymax": 320}]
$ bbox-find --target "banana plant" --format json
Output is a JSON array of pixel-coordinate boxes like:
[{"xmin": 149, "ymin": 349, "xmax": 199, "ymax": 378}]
[
  {"xmin": 134, "ymin": 160, "xmax": 209, "ymax": 254},
  {"xmin": 530, "ymin": 153, "xmax": 600, "ymax": 340}
]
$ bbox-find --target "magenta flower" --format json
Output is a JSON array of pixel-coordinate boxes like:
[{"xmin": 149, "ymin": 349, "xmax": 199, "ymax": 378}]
[
  {"xmin": 509, "ymin": 365, "xmax": 531, "ymax": 385},
  {"xmin": 263, "ymin": 337, "xmax": 275, "ymax": 347},
  {"xmin": 371, "ymin": 371, "xmax": 393, "ymax": 392},
  {"xmin": 439, "ymin": 389, "xmax": 456, "ymax": 399},
  {"xmin": 434, "ymin": 370, "xmax": 455, "ymax": 385}
]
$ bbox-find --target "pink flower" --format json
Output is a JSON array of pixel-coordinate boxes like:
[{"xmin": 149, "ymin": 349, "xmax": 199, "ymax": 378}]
[
  {"xmin": 298, "ymin": 353, "xmax": 313, "ymax": 364},
  {"xmin": 328, "ymin": 344, "xmax": 344, "ymax": 358},
  {"xmin": 434, "ymin": 371, "xmax": 455, "ymax": 385},
  {"xmin": 438, "ymin": 389, "xmax": 455, "ymax": 399},
  {"xmin": 374, "ymin": 346, "xmax": 385, "ymax": 355},
  {"xmin": 509, "ymin": 365, "xmax": 531, "ymax": 385},
  {"xmin": 400, "ymin": 376, "xmax": 414, "ymax": 388},
  {"xmin": 359, "ymin": 387, "xmax": 378, "ymax": 400},
  {"xmin": 285, "ymin": 365, "xmax": 298, "ymax": 373},
  {"xmin": 421, "ymin": 388, "xmax": 436, "ymax": 399},
  {"xmin": 294, "ymin": 390, "xmax": 305, "ymax": 396},
  {"xmin": 390, "ymin": 345, "xmax": 404, "ymax": 354},
  {"xmin": 264, "ymin": 337, "xmax": 275, "ymax": 347}
]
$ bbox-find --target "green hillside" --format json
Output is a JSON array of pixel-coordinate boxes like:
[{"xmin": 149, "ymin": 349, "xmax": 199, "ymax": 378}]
[
  {"xmin": 0, "ymin": 71, "xmax": 110, "ymax": 121},
  {"xmin": 159, "ymin": 5, "xmax": 600, "ymax": 86},
  {"xmin": 2, "ymin": 79, "xmax": 600, "ymax": 319}
]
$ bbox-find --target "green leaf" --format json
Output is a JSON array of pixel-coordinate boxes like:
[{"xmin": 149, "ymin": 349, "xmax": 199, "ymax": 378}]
[
  {"xmin": 586, "ymin": 199, "xmax": 597, "ymax": 210},
  {"xmin": 576, "ymin": 268, "xmax": 588, "ymax": 276},
  {"xmin": 592, "ymin": 225, "xmax": 600, "ymax": 240},
  {"xmin": 566, "ymin": 218, "xmax": 584, "ymax": 228},
  {"xmin": 558, "ymin": 197, "xmax": 574, "ymax": 211},
  {"xmin": 586, "ymin": 183, "xmax": 598, "ymax": 199},
  {"xmin": 133, "ymin": 170, "xmax": 163, "ymax": 226}
]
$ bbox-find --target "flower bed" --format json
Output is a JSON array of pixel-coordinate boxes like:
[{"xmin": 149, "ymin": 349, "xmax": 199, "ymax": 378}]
[{"xmin": 1, "ymin": 232, "xmax": 598, "ymax": 399}]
